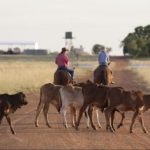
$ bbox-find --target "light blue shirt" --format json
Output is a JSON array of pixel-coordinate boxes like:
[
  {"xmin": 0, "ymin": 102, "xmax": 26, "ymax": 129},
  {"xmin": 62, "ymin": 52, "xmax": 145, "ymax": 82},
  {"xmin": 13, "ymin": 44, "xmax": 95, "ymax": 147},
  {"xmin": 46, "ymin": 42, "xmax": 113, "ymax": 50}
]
[{"xmin": 98, "ymin": 51, "xmax": 109, "ymax": 65}]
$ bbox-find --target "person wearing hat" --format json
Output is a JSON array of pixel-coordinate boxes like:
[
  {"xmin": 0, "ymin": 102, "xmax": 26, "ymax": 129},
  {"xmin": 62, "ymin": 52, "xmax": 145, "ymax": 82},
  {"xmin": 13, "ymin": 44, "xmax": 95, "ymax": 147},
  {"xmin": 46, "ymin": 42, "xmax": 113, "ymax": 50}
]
[
  {"xmin": 55, "ymin": 47, "xmax": 74, "ymax": 79},
  {"xmin": 96, "ymin": 47, "xmax": 115, "ymax": 84},
  {"xmin": 98, "ymin": 47, "xmax": 110, "ymax": 66}
]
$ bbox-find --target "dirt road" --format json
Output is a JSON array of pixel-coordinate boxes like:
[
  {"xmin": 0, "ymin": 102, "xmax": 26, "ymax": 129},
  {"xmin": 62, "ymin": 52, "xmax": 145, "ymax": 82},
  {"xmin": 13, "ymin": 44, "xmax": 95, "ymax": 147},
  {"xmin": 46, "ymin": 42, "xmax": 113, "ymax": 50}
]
[{"xmin": 0, "ymin": 58, "xmax": 150, "ymax": 150}]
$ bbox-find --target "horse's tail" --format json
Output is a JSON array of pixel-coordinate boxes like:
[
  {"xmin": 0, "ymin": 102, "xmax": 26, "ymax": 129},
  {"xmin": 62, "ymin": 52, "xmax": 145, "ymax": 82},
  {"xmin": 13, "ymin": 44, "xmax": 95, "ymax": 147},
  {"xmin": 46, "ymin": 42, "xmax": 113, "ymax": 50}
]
[{"xmin": 100, "ymin": 70, "xmax": 108, "ymax": 85}]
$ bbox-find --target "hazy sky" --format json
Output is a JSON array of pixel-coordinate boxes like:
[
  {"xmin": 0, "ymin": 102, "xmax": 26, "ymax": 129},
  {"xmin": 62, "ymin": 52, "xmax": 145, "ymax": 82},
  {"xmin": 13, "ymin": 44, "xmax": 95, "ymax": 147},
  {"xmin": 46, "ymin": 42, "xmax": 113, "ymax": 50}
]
[{"xmin": 0, "ymin": 0, "xmax": 149, "ymax": 55}]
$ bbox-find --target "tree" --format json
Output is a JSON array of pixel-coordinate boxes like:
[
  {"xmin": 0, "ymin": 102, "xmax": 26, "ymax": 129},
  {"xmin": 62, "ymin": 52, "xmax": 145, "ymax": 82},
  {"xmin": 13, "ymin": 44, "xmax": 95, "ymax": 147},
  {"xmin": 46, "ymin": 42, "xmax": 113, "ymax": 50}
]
[
  {"xmin": 121, "ymin": 25, "xmax": 150, "ymax": 57},
  {"xmin": 92, "ymin": 44, "xmax": 105, "ymax": 54}
]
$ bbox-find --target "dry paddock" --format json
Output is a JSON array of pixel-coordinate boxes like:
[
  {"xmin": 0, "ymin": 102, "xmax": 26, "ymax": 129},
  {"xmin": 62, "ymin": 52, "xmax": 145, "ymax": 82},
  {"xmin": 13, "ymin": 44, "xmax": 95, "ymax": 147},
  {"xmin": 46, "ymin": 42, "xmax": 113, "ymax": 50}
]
[{"xmin": 0, "ymin": 57, "xmax": 150, "ymax": 150}]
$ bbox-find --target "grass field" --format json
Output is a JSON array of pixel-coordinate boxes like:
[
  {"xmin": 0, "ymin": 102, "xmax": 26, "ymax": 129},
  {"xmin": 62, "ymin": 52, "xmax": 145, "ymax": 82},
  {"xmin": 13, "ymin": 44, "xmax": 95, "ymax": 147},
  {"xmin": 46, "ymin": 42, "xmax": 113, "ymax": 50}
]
[
  {"xmin": 0, "ymin": 55, "xmax": 98, "ymax": 93},
  {"xmin": 129, "ymin": 59, "xmax": 150, "ymax": 87},
  {"xmin": 2, "ymin": 54, "xmax": 149, "ymax": 94}
]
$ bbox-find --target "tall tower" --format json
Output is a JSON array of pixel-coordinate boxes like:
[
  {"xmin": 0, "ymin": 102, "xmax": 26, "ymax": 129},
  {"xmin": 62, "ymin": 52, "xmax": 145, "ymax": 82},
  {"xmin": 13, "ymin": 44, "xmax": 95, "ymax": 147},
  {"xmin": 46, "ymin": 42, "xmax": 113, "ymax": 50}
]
[{"xmin": 64, "ymin": 32, "xmax": 74, "ymax": 50}]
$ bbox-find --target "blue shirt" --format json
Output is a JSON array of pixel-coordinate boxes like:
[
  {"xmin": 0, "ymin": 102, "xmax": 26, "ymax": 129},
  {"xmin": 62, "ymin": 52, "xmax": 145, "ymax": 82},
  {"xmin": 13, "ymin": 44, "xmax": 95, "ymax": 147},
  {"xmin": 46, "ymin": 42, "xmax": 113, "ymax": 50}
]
[{"xmin": 98, "ymin": 51, "xmax": 109, "ymax": 65}]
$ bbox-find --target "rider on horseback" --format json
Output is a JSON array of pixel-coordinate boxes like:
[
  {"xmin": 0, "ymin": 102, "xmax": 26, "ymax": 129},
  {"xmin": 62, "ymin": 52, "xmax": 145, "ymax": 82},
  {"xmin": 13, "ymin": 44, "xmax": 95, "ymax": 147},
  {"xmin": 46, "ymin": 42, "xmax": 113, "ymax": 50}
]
[
  {"xmin": 55, "ymin": 47, "xmax": 74, "ymax": 80},
  {"xmin": 94, "ymin": 47, "xmax": 115, "ymax": 84}
]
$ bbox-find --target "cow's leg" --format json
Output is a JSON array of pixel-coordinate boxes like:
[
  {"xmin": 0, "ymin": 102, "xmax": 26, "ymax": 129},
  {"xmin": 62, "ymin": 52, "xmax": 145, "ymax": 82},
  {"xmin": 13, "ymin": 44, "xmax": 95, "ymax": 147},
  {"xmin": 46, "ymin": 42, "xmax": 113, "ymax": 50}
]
[
  {"xmin": 60, "ymin": 106, "xmax": 69, "ymax": 128},
  {"xmin": 117, "ymin": 112, "xmax": 125, "ymax": 129},
  {"xmin": 85, "ymin": 107, "xmax": 90, "ymax": 129},
  {"xmin": 96, "ymin": 109, "xmax": 102, "ymax": 129},
  {"xmin": 63, "ymin": 109, "xmax": 69, "ymax": 128},
  {"xmin": 138, "ymin": 112, "xmax": 148, "ymax": 133},
  {"xmin": 88, "ymin": 106, "xmax": 96, "ymax": 130},
  {"xmin": 35, "ymin": 100, "xmax": 44, "ymax": 127},
  {"xmin": 0, "ymin": 114, "xmax": 4, "ymax": 125},
  {"xmin": 70, "ymin": 106, "xmax": 76, "ymax": 127},
  {"xmin": 110, "ymin": 109, "xmax": 116, "ymax": 131},
  {"xmin": 43, "ymin": 103, "xmax": 51, "ymax": 128},
  {"xmin": 75, "ymin": 103, "xmax": 88, "ymax": 130},
  {"xmin": 5, "ymin": 115, "xmax": 15, "ymax": 135},
  {"xmin": 130, "ymin": 111, "xmax": 138, "ymax": 133},
  {"xmin": 104, "ymin": 108, "xmax": 115, "ymax": 132}
]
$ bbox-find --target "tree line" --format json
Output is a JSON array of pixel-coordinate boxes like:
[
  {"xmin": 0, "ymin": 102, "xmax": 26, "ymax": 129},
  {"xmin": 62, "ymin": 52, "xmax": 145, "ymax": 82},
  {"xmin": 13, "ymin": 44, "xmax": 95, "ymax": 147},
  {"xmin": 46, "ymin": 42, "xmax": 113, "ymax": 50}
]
[{"xmin": 122, "ymin": 25, "xmax": 150, "ymax": 57}]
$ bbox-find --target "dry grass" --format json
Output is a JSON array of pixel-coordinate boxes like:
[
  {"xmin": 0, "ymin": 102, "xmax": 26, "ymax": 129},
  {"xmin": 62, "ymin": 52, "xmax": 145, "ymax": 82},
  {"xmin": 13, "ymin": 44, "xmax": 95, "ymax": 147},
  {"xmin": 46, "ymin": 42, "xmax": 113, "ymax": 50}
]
[
  {"xmin": 129, "ymin": 59, "xmax": 150, "ymax": 86},
  {"xmin": 0, "ymin": 55, "xmax": 116, "ymax": 93},
  {"xmin": 0, "ymin": 56, "xmax": 98, "ymax": 93},
  {"xmin": 0, "ymin": 61, "xmax": 56, "ymax": 93}
]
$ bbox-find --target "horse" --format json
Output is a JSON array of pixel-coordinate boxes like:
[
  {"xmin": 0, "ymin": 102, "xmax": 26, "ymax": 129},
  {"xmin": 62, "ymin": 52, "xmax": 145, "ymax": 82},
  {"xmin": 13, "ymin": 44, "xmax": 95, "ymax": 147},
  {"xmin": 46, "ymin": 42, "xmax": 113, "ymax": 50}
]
[
  {"xmin": 93, "ymin": 65, "xmax": 113, "ymax": 85},
  {"xmin": 53, "ymin": 69, "xmax": 72, "ymax": 86}
]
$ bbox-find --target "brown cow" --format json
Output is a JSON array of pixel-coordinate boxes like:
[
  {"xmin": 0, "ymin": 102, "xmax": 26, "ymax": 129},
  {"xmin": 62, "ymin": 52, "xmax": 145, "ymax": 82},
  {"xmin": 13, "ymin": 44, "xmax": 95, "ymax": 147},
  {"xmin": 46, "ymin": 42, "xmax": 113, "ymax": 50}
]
[
  {"xmin": 104, "ymin": 88, "xmax": 148, "ymax": 133},
  {"xmin": 143, "ymin": 94, "xmax": 150, "ymax": 111},
  {"xmin": 115, "ymin": 94, "xmax": 150, "ymax": 129},
  {"xmin": 35, "ymin": 83, "xmax": 62, "ymax": 128},
  {"xmin": 75, "ymin": 81, "xmax": 109, "ymax": 130},
  {"xmin": 0, "ymin": 92, "xmax": 28, "ymax": 134}
]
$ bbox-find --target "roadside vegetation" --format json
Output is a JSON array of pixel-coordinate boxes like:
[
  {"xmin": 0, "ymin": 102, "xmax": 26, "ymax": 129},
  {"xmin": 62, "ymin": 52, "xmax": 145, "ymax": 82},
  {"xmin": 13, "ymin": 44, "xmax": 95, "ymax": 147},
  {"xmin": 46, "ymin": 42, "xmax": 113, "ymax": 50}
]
[
  {"xmin": 129, "ymin": 59, "xmax": 150, "ymax": 90},
  {"xmin": 0, "ymin": 55, "xmax": 98, "ymax": 93}
]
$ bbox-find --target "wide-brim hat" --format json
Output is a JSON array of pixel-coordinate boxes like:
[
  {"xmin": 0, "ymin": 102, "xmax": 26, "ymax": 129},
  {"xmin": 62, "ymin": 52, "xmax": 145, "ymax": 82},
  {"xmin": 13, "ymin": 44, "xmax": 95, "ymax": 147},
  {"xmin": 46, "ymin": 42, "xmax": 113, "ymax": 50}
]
[{"xmin": 61, "ymin": 47, "xmax": 69, "ymax": 52}]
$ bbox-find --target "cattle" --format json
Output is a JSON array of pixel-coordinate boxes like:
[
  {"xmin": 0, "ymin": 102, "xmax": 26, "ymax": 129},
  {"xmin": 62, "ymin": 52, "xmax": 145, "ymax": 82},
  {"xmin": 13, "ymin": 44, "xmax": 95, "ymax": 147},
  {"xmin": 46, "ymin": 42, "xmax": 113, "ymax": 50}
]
[
  {"xmin": 35, "ymin": 83, "xmax": 62, "ymax": 128},
  {"xmin": 59, "ymin": 83, "xmax": 103, "ymax": 129},
  {"xmin": 0, "ymin": 92, "xmax": 27, "ymax": 134},
  {"xmin": 104, "ymin": 88, "xmax": 148, "ymax": 133},
  {"xmin": 59, "ymin": 84, "xmax": 84, "ymax": 128},
  {"xmin": 143, "ymin": 94, "xmax": 150, "ymax": 111},
  {"xmin": 75, "ymin": 81, "xmax": 109, "ymax": 130},
  {"xmin": 114, "ymin": 94, "xmax": 150, "ymax": 129}
]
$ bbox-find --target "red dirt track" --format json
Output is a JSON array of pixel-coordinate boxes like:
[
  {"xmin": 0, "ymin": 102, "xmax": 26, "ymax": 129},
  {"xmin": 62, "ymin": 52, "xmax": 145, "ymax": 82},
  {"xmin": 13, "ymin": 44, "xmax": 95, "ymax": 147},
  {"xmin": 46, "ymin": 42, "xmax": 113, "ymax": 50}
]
[{"xmin": 0, "ymin": 57, "xmax": 150, "ymax": 150}]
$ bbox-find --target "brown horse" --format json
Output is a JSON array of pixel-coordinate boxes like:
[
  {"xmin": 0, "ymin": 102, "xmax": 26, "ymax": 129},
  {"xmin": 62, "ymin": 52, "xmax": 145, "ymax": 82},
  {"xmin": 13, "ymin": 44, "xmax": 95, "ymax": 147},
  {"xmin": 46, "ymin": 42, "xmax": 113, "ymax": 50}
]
[
  {"xmin": 53, "ymin": 69, "xmax": 72, "ymax": 86},
  {"xmin": 93, "ymin": 65, "xmax": 113, "ymax": 85}
]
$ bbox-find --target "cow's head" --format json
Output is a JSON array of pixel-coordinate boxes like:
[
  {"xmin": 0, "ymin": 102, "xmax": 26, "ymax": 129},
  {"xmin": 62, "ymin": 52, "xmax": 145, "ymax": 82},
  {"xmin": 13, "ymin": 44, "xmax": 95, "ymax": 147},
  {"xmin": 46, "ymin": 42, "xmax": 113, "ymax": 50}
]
[
  {"xmin": 132, "ymin": 90, "xmax": 144, "ymax": 107},
  {"xmin": 17, "ymin": 92, "xmax": 28, "ymax": 107}
]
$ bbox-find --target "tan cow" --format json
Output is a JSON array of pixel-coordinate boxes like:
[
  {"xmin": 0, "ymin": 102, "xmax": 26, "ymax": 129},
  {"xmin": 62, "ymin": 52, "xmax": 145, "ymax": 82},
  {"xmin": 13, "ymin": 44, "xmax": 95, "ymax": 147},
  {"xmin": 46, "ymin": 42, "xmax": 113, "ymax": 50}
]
[
  {"xmin": 104, "ymin": 88, "xmax": 148, "ymax": 133},
  {"xmin": 35, "ymin": 83, "xmax": 62, "ymax": 128},
  {"xmin": 59, "ymin": 84, "xmax": 84, "ymax": 128}
]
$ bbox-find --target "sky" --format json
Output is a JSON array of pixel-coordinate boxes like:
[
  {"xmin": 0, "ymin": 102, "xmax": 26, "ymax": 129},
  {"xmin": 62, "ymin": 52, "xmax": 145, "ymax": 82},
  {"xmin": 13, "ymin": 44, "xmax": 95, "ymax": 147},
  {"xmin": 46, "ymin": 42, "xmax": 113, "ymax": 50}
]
[{"xmin": 0, "ymin": 0, "xmax": 149, "ymax": 55}]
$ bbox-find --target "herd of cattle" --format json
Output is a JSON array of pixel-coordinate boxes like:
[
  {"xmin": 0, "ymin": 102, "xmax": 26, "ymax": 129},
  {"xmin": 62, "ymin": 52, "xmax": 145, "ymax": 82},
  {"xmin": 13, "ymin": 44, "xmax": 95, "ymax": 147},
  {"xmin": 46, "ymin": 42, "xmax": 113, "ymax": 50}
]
[
  {"xmin": 0, "ymin": 80, "xmax": 150, "ymax": 135},
  {"xmin": 35, "ymin": 81, "xmax": 150, "ymax": 134}
]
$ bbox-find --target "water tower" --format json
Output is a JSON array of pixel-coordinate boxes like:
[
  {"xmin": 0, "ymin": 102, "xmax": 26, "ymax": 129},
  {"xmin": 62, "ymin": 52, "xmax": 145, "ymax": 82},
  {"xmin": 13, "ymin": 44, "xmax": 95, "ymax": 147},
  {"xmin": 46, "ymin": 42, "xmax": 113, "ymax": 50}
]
[{"xmin": 64, "ymin": 32, "xmax": 75, "ymax": 50}]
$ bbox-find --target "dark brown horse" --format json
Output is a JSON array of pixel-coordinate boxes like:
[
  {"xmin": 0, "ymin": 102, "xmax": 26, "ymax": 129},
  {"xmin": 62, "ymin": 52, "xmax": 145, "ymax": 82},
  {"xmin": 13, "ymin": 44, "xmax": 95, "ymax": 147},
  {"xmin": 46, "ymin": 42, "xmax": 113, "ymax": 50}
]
[
  {"xmin": 93, "ymin": 65, "xmax": 113, "ymax": 85},
  {"xmin": 53, "ymin": 70, "xmax": 72, "ymax": 86}
]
